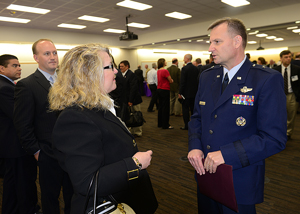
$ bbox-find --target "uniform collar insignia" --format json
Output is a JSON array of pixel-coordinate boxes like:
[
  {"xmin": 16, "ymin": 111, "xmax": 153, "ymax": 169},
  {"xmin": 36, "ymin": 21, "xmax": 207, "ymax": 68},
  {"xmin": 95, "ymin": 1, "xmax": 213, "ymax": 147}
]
[
  {"xmin": 217, "ymin": 75, "xmax": 220, "ymax": 78},
  {"xmin": 240, "ymin": 86, "xmax": 252, "ymax": 93},
  {"xmin": 237, "ymin": 77, "xmax": 242, "ymax": 80}
]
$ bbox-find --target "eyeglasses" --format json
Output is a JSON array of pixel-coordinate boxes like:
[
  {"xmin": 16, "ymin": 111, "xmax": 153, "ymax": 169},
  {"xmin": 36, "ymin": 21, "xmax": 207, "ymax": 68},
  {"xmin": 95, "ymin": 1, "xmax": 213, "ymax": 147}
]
[{"xmin": 103, "ymin": 64, "xmax": 114, "ymax": 70}]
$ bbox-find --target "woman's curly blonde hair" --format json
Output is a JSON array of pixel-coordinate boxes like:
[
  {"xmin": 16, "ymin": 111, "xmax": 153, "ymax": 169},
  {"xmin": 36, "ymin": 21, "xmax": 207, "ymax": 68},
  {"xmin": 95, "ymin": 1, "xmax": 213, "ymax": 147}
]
[{"xmin": 49, "ymin": 43, "xmax": 114, "ymax": 111}]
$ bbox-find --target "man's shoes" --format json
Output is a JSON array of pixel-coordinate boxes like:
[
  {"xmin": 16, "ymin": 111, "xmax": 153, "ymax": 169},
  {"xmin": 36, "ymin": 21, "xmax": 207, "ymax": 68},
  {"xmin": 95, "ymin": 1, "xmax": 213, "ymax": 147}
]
[
  {"xmin": 147, "ymin": 109, "xmax": 155, "ymax": 112},
  {"xmin": 163, "ymin": 126, "xmax": 174, "ymax": 129},
  {"xmin": 180, "ymin": 127, "xmax": 188, "ymax": 130}
]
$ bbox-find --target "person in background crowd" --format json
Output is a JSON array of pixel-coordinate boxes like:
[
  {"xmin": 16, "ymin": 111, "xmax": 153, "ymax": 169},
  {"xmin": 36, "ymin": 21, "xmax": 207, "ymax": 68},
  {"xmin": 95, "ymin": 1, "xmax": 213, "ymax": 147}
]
[
  {"xmin": 48, "ymin": 43, "xmax": 158, "ymax": 214},
  {"xmin": 273, "ymin": 50, "xmax": 300, "ymax": 140},
  {"xmin": 267, "ymin": 59, "xmax": 277, "ymax": 69},
  {"xmin": 134, "ymin": 65, "xmax": 144, "ymax": 96},
  {"xmin": 179, "ymin": 54, "xmax": 199, "ymax": 130},
  {"xmin": 147, "ymin": 63, "xmax": 159, "ymax": 112},
  {"xmin": 188, "ymin": 17, "xmax": 286, "ymax": 214},
  {"xmin": 291, "ymin": 52, "xmax": 300, "ymax": 67},
  {"xmin": 14, "ymin": 39, "xmax": 73, "ymax": 214},
  {"xmin": 0, "ymin": 54, "xmax": 39, "ymax": 214},
  {"xmin": 157, "ymin": 58, "xmax": 173, "ymax": 129},
  {"xmin": 257, "ymin": 57, "xmax": 267, "ymax": 66},
  {"xmin": 120, "ymin": 60, "xmax": 143, "ymax": 137},
  {"xmin": 144, "ymin": 64, "xmax": 150, "ymax": 82},
  {"xmin": 167, "ymin": 58, "xmax": 181, "ymax": 116},
  {"xmin": 195, "ymin": 58, "xmax": 202, "ymax": 73}
]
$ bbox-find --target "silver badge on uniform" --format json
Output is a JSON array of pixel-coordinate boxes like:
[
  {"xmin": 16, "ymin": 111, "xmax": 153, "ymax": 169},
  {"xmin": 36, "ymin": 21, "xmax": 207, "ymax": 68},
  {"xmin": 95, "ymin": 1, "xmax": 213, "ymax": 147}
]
[{"xmin": 236, "ymin": 116, "xmax": 246, "ymax": 126}]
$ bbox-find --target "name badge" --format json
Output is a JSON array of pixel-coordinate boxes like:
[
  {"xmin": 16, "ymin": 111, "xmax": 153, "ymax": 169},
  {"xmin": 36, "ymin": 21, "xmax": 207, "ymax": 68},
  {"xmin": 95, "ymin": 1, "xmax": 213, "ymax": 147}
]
[
  {"xmin": 232, "ymin": 95, "xmax": 254, "ymax": 106},
  {"xmin": 291, "ymin": 75, "xmax": 299, "ymax": 82},
  {"xmin": 199, "ymin": 101, "xmax": 206, "ymax": 105}
]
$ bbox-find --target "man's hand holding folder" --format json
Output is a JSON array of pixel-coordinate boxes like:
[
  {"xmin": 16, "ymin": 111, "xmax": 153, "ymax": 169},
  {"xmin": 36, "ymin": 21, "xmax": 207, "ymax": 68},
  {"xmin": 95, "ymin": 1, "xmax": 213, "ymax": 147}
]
[
  {"xmin": 188, "ymin": 149, "xmax": 225, "ymax": 174},
  {"xmin": 188, "ymin": 149, "xmax": 238, "ymax": 212}
]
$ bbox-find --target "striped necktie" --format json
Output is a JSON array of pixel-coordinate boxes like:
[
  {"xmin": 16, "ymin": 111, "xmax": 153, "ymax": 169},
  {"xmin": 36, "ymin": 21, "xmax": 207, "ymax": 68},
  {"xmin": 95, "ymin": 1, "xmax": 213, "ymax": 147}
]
[
  {"xmin": 284, "ymin": 68, "xmax": 288, "ymax": 95},
  {"xmin": 222, "ymin": 72, "xmax": 229, "ymax": 94}
]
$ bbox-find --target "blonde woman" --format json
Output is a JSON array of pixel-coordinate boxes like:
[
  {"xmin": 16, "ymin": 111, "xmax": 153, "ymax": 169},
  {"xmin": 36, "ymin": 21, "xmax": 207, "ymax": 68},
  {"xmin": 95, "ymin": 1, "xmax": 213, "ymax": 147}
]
[{"xmin": 49, "ymin": 44, "xmax": 158, "ymax": 214}]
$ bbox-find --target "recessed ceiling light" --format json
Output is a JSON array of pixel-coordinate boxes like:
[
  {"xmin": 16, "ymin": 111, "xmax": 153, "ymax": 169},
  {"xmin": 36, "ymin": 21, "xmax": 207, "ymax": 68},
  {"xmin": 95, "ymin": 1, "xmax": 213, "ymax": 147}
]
[
  {"xmin": 221, "ymin": 0, "xmax": 250, "ymax": 7},
  {"xmin": 165, "ymin": 12, "xmax": 191, "ymax": 20},
  {"xmin": 177, "ymin": 39, "xmax": 180, "ymax": 41},
  {"xmin": 103, "ymin": 28, "xmax": 126, "ymax": 33},
  {"xmin": 57, "ymin": 23, "xmax": 86, "ymax": 29},
  {"xmin": 152, "ymin": 43, "xmax": 155, "ymax": 45},
  {"xmin": 247, "ymin": 41, "xmax": 257, "ymax": 44},
  {"xmin": 197, "ymin": 39, "xmax": 203, "ymax": 42},
  {"xmin": 274, "ymin": 38, "xmax": 284, "ymax": 41},
  {"xmin": 256, "ymin": 33, "xmax": 268, "ymax": 37},
  {"xmin": 287, "ymin": 26, "xmax": 298, "ymax": 30},
  {"xmin": 0, "ymin": 16, "xmax": 30, "ymax": 23},
  {"xmin": 248, "ymin": 31, "xmax": 259, "ymax": 35},
  {"xmin": 116, "ymin": 0, "xmax": 152, "ymax": 11},
  {"xmin": 266, "ymin": 36, "xmax": 276, "ymax": 39},
  {"xmin": 295, "ymin": 21, "xmax": 300, "ymax": 24},
  {"xmin": 206, "ymin": 41, "xmax": 210, "ymax": 43},
  {"xmin": 292, "ymin": 29, "xmax": 300, "ymax": 33},
  {"xmin": 6, "ymin": 4, "xmax": 50, "ymax": 14},
  {"xmin": 247, "ymin": 28, "xmax": 251, "ymax": 31},
  {"xmin": 188, "ymin": 40, "xmax": 192, "ymax": 42},
  {"xmin": 78, "ymin": 15, "xmax": 109, "ymax": 23},
  {"xmin": 127, "ymin": 22, "xmax": 150, "ymax": 28}
]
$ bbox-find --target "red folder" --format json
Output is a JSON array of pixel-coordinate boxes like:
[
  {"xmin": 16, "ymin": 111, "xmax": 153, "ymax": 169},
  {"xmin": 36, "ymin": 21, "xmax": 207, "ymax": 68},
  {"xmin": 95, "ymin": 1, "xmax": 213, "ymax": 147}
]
[{"xmin": 196, "ymin": 160, "xmax": 238, "ymax": 212}]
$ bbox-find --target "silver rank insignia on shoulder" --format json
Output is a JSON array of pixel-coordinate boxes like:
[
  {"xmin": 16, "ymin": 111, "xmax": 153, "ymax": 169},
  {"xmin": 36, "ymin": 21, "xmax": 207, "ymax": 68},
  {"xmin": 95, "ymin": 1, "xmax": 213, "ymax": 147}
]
[
  {"xmin": 236, "ymin": 116, "xmax": 246, "ymax": 126},
  {"xmin": 240, "ymin": 86, "xmax": 252, "ymax": 93},
  {"xmin": 237, "ymin": 77, "xmax": 241, "ymax": 80},
  {"xmin": 217, "ymin": 75, "xmax": 220, "ymax": 78}
]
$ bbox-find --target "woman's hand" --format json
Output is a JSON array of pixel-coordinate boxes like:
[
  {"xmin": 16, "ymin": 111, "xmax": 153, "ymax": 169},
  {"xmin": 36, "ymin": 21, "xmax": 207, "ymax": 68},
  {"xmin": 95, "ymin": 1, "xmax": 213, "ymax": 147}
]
[{"xmin": 133, "ymin": 150, "xmax": 153, "ymax": 169}]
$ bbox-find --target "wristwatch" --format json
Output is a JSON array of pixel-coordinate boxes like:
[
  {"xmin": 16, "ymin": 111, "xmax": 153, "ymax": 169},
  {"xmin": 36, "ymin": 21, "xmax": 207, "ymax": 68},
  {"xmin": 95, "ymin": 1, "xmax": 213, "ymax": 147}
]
[{"xmin": 132, "ymin": 157, "xmax": 142, "ymax": 170}]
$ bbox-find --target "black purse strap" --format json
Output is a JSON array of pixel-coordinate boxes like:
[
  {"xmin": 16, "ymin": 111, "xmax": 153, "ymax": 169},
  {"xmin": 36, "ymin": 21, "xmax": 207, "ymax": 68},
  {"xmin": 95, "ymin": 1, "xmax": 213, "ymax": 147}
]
[
  {"xmin": 83, "ymin": 170, "xmax": 118, "ymax": 214},
  {"xmin": 84, "ymin": 170, "xmax": 99, "ymax": 214}
]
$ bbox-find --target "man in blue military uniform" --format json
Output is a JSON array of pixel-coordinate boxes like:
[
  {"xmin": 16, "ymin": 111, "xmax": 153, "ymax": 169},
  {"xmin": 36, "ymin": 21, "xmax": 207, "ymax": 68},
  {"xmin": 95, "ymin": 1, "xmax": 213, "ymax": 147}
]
[{"xmin": 188, "ymin": 18, "xmax": 287, "ymax": 214}]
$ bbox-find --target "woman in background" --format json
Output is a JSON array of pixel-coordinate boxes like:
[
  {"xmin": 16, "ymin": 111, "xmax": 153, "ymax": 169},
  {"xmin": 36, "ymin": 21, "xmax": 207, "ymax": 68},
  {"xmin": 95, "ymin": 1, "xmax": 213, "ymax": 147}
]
[
  {"xmin": 48, "ymin": 43, "xmax": 158, "ymax": 214},
  {"xmin": 156, "ymin": 58, "xmax": 173, "ymax": 129}
]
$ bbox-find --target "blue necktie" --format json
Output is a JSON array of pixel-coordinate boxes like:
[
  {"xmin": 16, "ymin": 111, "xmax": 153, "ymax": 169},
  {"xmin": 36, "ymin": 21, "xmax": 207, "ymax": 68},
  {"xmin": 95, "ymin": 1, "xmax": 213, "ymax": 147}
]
[{"xmin": 222, "ymin": 73, "xmax": 229, "ymax": 94}]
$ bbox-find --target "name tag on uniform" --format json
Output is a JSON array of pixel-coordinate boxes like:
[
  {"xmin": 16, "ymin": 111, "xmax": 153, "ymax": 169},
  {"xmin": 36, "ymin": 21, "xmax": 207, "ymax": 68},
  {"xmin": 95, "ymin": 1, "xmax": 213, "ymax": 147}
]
[
  {"xmin": 199, "ymin": 101, "xmax": 206, "ymax": 105},
  {"xmin": 232, "ymin": 95, "xmax": 254, "ymax": 106},
  {"xmin": 291, "ymin": 75, "xmax": 299, "ymax": 82}
]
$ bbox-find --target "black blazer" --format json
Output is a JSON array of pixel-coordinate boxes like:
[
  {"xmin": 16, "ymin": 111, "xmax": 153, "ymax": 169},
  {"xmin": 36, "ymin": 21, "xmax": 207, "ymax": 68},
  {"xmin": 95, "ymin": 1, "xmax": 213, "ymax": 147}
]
[
  {"xmin": 273, "ymin": 64, "xmax": 300, "ymax": 101},
  {"xmin": 52, "ymin": 107, "xmax": 158, "ymax": 214},
  {"xmin": 179, "ymin": 62, "xmax": 199, "ymax": 99},
  {"xmin": 14, "ymin": 69, "xmax": 57, "ymax": 157},
  {"xmin": 0, "ymin": 76, "xmax": 25, "ymax": 158},
  {"xmin": 124, "ymin": 70, "xmax": 142, "ymax": 105}
]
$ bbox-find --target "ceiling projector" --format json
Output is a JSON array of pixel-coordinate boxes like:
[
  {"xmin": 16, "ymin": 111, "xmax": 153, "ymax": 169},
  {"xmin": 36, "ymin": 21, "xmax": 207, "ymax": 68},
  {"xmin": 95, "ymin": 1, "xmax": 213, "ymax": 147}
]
[{"xmin": 119, "ymin": 15, "xmax": 138, "ymax": 41}]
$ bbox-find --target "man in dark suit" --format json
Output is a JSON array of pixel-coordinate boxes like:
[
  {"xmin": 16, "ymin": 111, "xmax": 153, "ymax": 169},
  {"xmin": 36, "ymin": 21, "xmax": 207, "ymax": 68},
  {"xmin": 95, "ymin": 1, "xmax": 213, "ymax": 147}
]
[
  {"xmin": 0, "ymin": 54, "xmax": 38, "ymax": 214},
  {"xmin": 195, "ymin": 58, "xmax": 202, "ymax": 73},
  {"xmin": 188, "ymin": 18, "xmax": 286, "ymax": 214},
  {"xmin": 134, "ymin": 65, "xmax": 144, "ymax": 95},
  {"xmin": 119, "ymin": 60, "xmax": 143, "ymax": 137},
  {"xmin": 291, "ymin": 52, "xmax": 300, "ymax": 67},
  {"xmin": 274, "ymin": 50, "xmax": 300, "ymax": 140},
  {"xmin": 14, "ymin": 39, "xmax": 73, "ymax": 214},
  {"xmin": 167, "ymin": 58, "xmax": 181, "ymax": 116},
  {"xmin": 178, "ymin": 54, "xmax": 199, "ymax": 130}
]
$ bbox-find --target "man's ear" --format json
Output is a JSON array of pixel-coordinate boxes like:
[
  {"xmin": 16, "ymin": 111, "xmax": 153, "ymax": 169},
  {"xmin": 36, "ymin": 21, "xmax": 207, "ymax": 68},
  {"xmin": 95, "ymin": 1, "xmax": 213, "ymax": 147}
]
[
  {"xmin": 0, "ymin": 65, "xmax": 4, "ymax": 73},
  {"xmin": 33, "ymin": 54, "xmax": 39, "ymax": 63},
  {"xmin": 234, "ymin": 35, "xmax": 242, "ymax": 48}
]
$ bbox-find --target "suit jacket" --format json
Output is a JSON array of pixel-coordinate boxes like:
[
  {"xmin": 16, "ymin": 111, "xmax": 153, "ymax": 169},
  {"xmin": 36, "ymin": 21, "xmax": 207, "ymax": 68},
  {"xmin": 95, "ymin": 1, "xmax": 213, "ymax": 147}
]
[
  {"xmin": 167, "ymin": 65, "xmax": 181, "ymax": 92},
  {"xmin": 273, "ymin": 64, "xmax": 300, "ymax": 101},
  {"xmin": 189, "ymin": 58, "xmax": 287, "ymax": 204},
  {"xmin": 0, "ymin": 76, "xmax": 25, "ymax": 158},
  {"xmin": 52, "ymin": 107, "xmax": 158, "ymax": 214},
  {"xmin": 124, "ymin": 70, "xmax": 142, "ymax": 105},
  {"xmin": 179, "ymin": 62, "xmax": 199, "ymax": 99},
  {"xmin": 14, "ymin": 69, "xmax": 57, "ymax": 158}
]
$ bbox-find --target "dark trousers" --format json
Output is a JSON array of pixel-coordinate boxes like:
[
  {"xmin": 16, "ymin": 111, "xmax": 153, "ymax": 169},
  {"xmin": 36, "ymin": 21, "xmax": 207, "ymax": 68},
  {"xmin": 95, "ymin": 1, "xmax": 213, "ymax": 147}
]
[
  {"xmin": 182, "ymin": 97, "xmax": 195, "ymax": 129},
  {"xmin": 157, "ymin": 89, "xmax": 170, "ymax": 129},
  {"xmin": 2, "ymin": 155, "xmax": 38, "ymax": 214},
  {"xmin": 38, "ymin": 151, "xmax": 73, "ymax": 214},
  {"xmin": 148, "ymin": 84, "xmax": 159, "ymax": 111}
]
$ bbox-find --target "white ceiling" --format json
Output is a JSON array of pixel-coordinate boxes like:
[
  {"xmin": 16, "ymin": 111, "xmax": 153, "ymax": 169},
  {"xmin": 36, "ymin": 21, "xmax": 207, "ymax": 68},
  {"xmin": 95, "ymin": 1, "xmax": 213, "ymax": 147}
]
[{"xmin": 1, "ymin": 0, "xmax": 300, "ymax": 50}]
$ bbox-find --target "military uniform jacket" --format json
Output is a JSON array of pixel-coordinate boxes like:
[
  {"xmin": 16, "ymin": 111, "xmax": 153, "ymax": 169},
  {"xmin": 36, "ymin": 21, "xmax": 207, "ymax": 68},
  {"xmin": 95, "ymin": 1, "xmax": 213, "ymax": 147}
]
[{"xmin": 188, "ymin": 58, "xmax": 287, "ymax": 204}]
